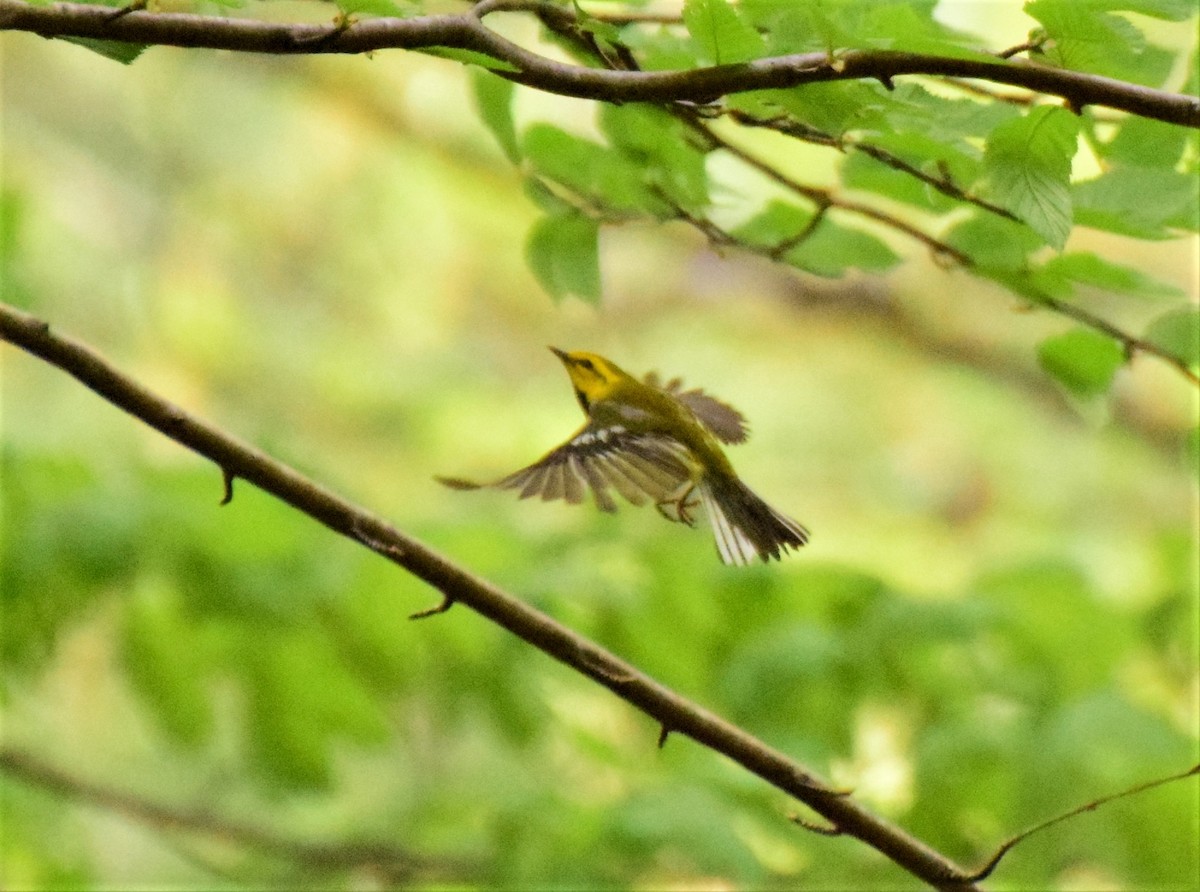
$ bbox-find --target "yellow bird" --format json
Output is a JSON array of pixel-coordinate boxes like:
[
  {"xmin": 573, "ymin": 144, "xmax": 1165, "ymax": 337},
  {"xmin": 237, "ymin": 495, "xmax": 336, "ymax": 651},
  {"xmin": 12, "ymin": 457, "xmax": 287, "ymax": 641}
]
[{"xmin": 439, "ymin": 348, "xmax": 809, "ymax": 565}]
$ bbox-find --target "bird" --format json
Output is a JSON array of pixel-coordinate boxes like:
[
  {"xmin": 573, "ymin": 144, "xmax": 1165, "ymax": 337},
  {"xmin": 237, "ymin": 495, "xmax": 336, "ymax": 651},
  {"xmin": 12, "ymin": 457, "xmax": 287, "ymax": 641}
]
[{"xmin": 438, "ymin": 348, "xmax": 809, "ymax": 565}]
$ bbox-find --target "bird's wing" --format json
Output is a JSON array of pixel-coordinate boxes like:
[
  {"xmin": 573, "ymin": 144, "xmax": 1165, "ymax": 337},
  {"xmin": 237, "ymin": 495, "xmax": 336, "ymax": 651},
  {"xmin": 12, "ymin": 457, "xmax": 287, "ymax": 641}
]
[
  {"xmin": 644, "ymin": 372, "xmax": 749, "ymax": 445},
  {"xmin": 438, "ymin": 423, "xmax": 696, "ymax": 513}
]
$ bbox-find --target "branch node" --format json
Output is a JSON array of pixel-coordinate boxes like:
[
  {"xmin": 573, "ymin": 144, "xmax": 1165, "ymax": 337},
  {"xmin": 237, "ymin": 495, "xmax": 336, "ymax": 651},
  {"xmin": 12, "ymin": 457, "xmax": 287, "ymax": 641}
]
[
  {"xmin": 289, "ymin": 15, "xmax": 353, "ymax": 50},
  {"xmin": 656, "ymin": 724, "xmax": 672, "ymax": 748},
  {"xmin": 219, "ymin": 468, "xmax": 235, "ymax": 505},
  {"xmin": 577, "ymin": 647, "xmax": 636, "ymax": 685},
  {"xmin": 788, "ymin": 812, "xmax": 844, "ymax": 837},
  {"xmin": 409, "ymin": 594, "xmax": 455, "ymax": 620},
  {"xmin": 351, "ymin": 520, "xmax": 406, "ymax": 560},
  {"xmin": 105, "ymin": 0, "xmax": 147, "ymax": 23},
  {"xmin": 877, "ymin": 74, "xmax": 895, "ymax": 91}
]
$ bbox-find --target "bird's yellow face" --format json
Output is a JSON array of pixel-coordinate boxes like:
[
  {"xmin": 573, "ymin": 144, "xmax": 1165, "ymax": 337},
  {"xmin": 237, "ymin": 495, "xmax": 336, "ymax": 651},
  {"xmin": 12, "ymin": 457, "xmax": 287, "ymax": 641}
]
[{"xmin": 550, "ymin": 348, "xmax": 627, "ymax": 412}]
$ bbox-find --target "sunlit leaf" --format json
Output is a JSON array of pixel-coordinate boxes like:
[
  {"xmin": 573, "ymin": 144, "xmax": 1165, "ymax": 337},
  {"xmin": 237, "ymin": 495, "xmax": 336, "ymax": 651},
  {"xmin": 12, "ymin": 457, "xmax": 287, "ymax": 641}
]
[
  {"xmin": 1034, "ymin": 252, "xmax": 1184, "ymax": 299},
  {"xmin": 522, "ymin": 124, "xmax": 659, "ymax": 213},
  {"xmin": 472, "ymin": 70, "xmax": 520, "ymax": 163},
  {"xmin": 682, "ymin": 0, "xmax": 766, "ymax": 65},
  {"xmin": 1037, "ymin": 327, "xmax": 1125, "ymax": 396},
  {"xmin": 1073, "ymin": 165, "xmax": 1200, "ymax": 238},
  {"xmin": 981, "ymin": 106, "xmax": 1079, "ymax": 250},
  {"xmin": 782, "ymin": 219, "xmax": 900, "ymax": 277},
  {"xmin": 1144, "ymin": 307, "xmax": 1200, "ymax": 368},
  {"xmin": 526, "ymin": 211, "xmax": 601, "ymax": 303}
]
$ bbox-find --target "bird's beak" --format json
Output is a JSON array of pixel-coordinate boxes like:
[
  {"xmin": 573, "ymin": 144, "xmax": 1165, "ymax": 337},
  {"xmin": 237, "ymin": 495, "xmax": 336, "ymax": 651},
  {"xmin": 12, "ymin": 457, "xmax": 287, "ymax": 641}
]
[{"xmin": 549, "ymin": 346, "xmax": 569, "ymax": 362}]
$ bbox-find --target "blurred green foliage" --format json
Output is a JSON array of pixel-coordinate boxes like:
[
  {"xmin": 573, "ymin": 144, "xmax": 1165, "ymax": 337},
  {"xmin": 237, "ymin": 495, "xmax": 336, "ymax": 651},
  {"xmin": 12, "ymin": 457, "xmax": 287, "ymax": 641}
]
[{"xmin": 2, "ymin": 1, "xmax": 1198, "ymax": 889}]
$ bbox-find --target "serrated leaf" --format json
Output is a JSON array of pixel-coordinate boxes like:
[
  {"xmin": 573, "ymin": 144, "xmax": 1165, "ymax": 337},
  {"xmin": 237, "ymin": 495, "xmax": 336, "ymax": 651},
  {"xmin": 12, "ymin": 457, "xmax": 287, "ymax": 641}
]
[
  {"xmin": 683, "ymin": 0, "xmax": 765, "ymax": 65},
  {"xmin": 1145, "ymin": 307, "xmax": 1200, "ymax": 367},
  {"xmin": 1034, "ymin": 252, "xmax": 1183, "ymax": 299},
  {"xmin": 851, "ymin": 2, "xmax": 996, "ymax": 58},
  {"xmin": 1037, "ymin": 327, "xmax": 1125, "ymax": 396},
  {"xmin": 472, "ymin": 70, "xmax": 520, "ymax": 163},
  {"xmin": 526, "ymin": 212, "xmax": 601, "ymax": 303},
  {"xmin": 759, "ymin": 82, "xmax": 893, "ymax": 137},
  {"xmin": 982, "ymin": 106, "xmax": 1078, "ymax": 250},
  {"xmin": 1026, "ymin": 0, "xmax": 1179, "ymax": 85}
]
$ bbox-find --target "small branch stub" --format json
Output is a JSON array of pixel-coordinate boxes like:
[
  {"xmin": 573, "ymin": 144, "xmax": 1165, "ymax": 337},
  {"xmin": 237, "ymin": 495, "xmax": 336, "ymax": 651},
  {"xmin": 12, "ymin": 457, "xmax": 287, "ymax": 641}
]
[
  {"xmin": 409, "ymin": 594, "xmax": 455, "ymax": 620},
  {"xmin": 220, "ymin": 468, "xmax": 235, "ymax": 505}
]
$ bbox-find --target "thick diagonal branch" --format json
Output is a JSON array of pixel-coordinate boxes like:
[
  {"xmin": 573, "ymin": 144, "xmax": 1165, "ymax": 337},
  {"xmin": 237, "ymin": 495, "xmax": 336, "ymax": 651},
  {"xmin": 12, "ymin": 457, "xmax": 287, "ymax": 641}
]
[
  {"xmin": 1, "ymin": 0, "xmax": 1196, "ymax": 127},
  {"xmin": 0, "ymin": 301, "xmax": 980, "ymax": 891}
]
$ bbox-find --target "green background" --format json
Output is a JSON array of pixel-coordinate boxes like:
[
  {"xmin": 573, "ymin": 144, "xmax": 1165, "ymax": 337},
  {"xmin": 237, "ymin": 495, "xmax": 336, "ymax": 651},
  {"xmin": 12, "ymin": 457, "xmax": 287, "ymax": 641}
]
[{"xmin": 2, "ymin": 2, "xmax": 1198, "ymax": 889}]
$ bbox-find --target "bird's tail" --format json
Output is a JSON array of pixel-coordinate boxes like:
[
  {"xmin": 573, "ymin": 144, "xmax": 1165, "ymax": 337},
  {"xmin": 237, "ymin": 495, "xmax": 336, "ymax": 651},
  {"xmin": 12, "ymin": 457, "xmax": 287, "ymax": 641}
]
[{"xmin": 698, "ymin": 475, "xmax": 809, "ymax": 566}]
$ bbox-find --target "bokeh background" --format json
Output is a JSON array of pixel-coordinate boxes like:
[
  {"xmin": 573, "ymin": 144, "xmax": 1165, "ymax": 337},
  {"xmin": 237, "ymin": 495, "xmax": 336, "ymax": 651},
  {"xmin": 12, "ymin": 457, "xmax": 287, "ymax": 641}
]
[{"xmin": 2, "ymin": 2, "xmax": 1198, "ymax": 888}]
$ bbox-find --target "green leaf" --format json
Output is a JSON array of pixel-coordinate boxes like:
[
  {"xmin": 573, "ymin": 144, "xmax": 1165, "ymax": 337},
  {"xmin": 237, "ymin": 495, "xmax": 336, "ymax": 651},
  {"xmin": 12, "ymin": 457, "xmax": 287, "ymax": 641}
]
[
  {"xmin": 682, "ymin": 0, "xmax": 765, "ymax": 65},
  {"xmin": 1075, "ymin": 0, "xmax": 1199, "ymax": 20},
  {"xmin": 472, "ymin": 70, "xmax": 520, "ymax": 163},
  {"xmin": 944, "ymin": 213, "xmax": 1046, "ymax": 271},
  {"xmin": 848, "ymin": 2, "xmax": 997, "ymax": 58},
  {"xmin": 415, "ymin": 46, "xmax": 520, "ymax": 73},
  {"xmin": 1034, "ymin": 252, "xmax": 1183, "ymax": 299},
  {"xmin": 335, "ymin": 0, "xmax": 416, "ymax": 16},
  {"xmin": 1073, "ymin": 166, "xmax": 1200, "ymax": 238},
  {"xmin": 982, "ymin": 105, "xmax": 1079, "ymax": 250},
  {"xmin": 1098, "ymin": 114, "xmax": 1194, "ymax": 168},
  {"xmin": 1026, "ymin": 0, "xmax": 1180, "ymax": 85},
  {"xmin": 730, "ymin": 200, "xmax": 814, "ymax": 247},
  {"xmin": 60, "ymin": 37, "xmax": 149, "ymax": 65},
  {"xmin": 521, "ymin": 124, "xmax": 659, "ymax": 214},
  {"xmin": 757, "ymin": 82, "xmax": 893, "ymax": 137},
  {"xmin": 598, "ymin": 105, "xmax": 709, "ymax": 210},
  {"xmin": 857, "ymin": 82, "xmax": 1022, "ymax": 142},
  {"xmin": 1037, "ymin": 328, "xmax": 1125, "ymax": 396},
  {"xmin": 1144, "ymin": 307, "xmax": 1200, "ymax": 368},
  {"xmin": 526, "ymin": 212, "xmax": 601, "ymax": 303},
  {"xmin": 782, "ymin": 219, "xmax": 900, "ymax": 277},
  {"xmin": 840, "ymin": 132, "xmax": 984, "ymax": 213}
]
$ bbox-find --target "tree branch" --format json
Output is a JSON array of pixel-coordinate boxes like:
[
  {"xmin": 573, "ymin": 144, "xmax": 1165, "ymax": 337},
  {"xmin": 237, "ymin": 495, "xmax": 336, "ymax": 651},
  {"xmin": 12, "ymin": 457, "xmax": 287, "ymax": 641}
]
[
  {"xmin": 0, "ymin": 300, "xmax": 981, "ymax": 891},
  {"xmin": 0, "ymin": 748, "xmax": 461, "ymax": 883},
  {"xmin": 1, "ymin": 0, "xmax": 1197, "ymax": 127}
]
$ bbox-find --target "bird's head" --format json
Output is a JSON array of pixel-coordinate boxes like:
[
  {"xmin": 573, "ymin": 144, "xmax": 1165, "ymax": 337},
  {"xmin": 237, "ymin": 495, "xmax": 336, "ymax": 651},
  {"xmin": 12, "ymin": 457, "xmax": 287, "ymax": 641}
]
[{"xmin": 550, "ymin": 347, "xmax": 629, "ymax": 412}]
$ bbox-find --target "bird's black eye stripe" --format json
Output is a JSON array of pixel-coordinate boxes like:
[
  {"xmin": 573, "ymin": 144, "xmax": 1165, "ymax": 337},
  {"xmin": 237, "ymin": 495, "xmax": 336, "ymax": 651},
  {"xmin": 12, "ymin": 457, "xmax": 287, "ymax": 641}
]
[{"xmin": 577, "ymin": 358, "xmax": 594, "ymax": 371}]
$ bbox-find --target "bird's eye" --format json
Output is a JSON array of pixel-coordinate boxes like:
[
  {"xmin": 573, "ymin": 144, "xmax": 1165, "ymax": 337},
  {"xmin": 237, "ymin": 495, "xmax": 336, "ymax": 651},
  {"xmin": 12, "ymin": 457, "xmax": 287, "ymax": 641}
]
[{"xmin": 578, "ymin": 359, "xmax": 594, "ymax": 371}]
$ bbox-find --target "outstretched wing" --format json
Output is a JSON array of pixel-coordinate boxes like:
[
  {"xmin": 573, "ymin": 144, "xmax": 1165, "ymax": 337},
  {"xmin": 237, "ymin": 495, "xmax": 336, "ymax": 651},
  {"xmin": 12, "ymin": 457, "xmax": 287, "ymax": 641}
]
[
  {"xmin": 438, "ymin": 424, "xmax": 696, "ymax": 513},
  {"xmin": 644, "ymin": 372, "xmax": 749, "ymax": 445}
]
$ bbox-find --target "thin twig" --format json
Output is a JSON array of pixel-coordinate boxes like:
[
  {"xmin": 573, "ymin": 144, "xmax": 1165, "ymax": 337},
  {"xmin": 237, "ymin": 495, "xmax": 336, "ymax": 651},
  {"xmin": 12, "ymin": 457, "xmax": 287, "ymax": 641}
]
[
  {"xmin": 0, "ymin": 748, "xmax": 449, "ymax": 879},
  {"xmin": 726, "ymin": 109, "xmax": 1019, "ymax": 221},
  {"xmin": 962, "ymin": 763, "xmax": 1200, "ymax": 882},
  {"xmin": 0, "ymin": 301, "xmax": 982, "ymax": 891}
]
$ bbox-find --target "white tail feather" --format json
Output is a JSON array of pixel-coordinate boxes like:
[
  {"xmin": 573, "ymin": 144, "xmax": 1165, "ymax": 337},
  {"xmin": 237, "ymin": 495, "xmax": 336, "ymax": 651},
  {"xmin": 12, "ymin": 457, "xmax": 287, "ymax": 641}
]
[{"xmin": 698, "ymin": 478, "xmax": 808, "ymax": 566}]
